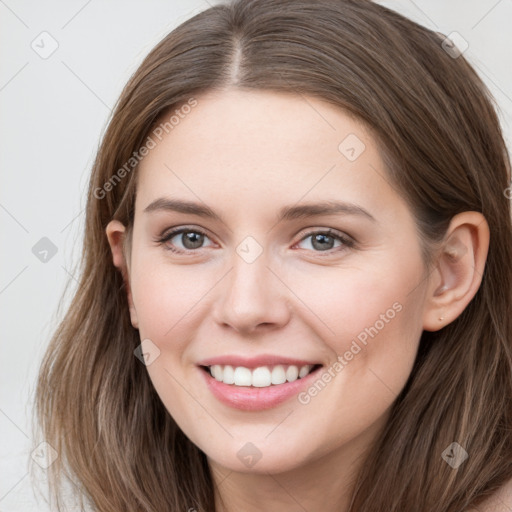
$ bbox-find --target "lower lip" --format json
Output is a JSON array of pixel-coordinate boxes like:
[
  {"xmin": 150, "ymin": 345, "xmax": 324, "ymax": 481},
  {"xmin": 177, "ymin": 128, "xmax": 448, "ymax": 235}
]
[{"xmin": 199, "ymin": 365, "xmax": 323, "ymax": 411}]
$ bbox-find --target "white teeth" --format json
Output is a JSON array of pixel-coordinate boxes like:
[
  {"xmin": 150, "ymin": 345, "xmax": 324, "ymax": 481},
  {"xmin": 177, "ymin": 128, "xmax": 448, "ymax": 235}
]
[
  {"xmin": 298, "ymin": 365, "xmax": 310, "ymax": 378},
  {"xmin": 271, "ymin": 365, "xmax": 287, "ymax": 385},
  {"xmin": 207, "ymin": 364, "xmax": 316, "ymax": 387},
  {"xmin": 212, "ymin": 365, "xmax": 223, "ymax": 381},
  {"xmin": 285, "ymin": 365, "xmax": 299, "ymax": 382},
  {"xmin": 223, "ymin": 365, "xmax": 235, "ymax": 384},
  {"xmin": 252, "ymin": 367, "xmax": 272, "ymax": 387},
  {"xmin": 233, "ymin": 367, "xmax": 252, "ymax": 386}
]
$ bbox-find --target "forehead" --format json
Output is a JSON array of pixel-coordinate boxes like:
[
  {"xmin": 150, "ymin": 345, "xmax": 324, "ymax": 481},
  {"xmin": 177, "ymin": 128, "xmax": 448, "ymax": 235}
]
[{"xmin": 135, "ymin": 88, "xmax": 404, "ymax": 222}]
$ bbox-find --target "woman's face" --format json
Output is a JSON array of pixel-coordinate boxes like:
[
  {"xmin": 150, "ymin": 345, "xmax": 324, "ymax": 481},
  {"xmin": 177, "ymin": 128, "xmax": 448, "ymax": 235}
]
[{"xmin": 121, "ymin": 89, "xmax": 431, "ymax": 474}]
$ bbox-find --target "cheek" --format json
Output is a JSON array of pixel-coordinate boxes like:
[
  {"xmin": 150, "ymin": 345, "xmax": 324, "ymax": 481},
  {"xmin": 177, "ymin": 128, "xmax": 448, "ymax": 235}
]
[
  {"xmin": 130, "ymin": 255, "xmax": 218, "ymax": 342},
  {"xmin": 285, "ymin": 252, "xmax": 424, "ymax": 353},
  {"xmin": 128, "ymin": 259, "xmax": 216, "ymax": 428},
  {"xmin": 287, "ymin": 253, "xmax": 425, "ymax": 412}
]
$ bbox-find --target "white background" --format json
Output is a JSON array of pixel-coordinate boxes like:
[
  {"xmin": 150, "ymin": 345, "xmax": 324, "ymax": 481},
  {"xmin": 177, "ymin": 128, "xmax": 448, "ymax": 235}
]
[{"xmin": 1, "ymin": 0, "xmax": 511, "ymax": 510}]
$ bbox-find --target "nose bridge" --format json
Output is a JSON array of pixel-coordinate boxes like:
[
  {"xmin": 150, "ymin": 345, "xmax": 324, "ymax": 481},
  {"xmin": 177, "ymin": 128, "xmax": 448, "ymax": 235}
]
[{"xmin": 213, "ymin": 237, "xmax": 290, "ymax": 333}]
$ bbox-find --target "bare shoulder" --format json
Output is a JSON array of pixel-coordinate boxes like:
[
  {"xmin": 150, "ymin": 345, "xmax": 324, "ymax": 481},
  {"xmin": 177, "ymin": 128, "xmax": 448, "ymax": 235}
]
[{"xmin": 466, "ymin": 477, "xmax": 512, "ymax": 512}]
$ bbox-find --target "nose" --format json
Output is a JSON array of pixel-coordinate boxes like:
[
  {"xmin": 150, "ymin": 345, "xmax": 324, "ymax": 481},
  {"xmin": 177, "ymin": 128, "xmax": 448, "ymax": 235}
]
[{"xmin": 212, "ymin": 249, "xmax": 291, "ymax": 335}]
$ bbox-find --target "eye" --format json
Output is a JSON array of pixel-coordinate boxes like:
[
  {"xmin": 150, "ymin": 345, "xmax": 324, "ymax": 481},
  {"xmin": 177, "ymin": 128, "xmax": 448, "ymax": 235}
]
[
  {"xmin": 295, "ymin": 229, "xmax": 354, "ymax": 254},
  {"xmin": 156, "ymin": 227, "xmax": 215, "ymax": 254},
  {"xmin": 156, "ymin": 226, "xmax": 355, "ymax": 256}
]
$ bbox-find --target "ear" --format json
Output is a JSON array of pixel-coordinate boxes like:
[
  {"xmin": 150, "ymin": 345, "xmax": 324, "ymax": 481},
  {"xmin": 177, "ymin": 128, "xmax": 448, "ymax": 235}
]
[
  {"xmin": 423, "ymin": 211, "xmax": 490, "ymax": 331},
  {"xmin": 106, "ymin": 220, "xmax": 139, "ymax": 329}
]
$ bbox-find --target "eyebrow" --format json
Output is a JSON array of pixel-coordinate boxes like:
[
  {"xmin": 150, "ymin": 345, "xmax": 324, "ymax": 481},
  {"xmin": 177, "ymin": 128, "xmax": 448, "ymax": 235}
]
[{"xmin": 143, "ymin": 197, "xmax": 376, "ymax": 223}]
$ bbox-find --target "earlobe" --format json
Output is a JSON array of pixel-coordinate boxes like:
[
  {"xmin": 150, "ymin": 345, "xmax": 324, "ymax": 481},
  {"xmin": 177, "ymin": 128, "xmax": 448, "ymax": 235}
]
[
  {"xmin": 105, "ymin": 220, "xmax": 139, "ymax": 329},
  {"xmin": 423, "ymin": 212, "xmax": 489, "ymax": 332}
]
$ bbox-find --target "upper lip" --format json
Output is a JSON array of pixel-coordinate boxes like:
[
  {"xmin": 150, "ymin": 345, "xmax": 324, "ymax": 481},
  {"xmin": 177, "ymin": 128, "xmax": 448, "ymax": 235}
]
[{"xmin": 197, "ymin": 354, "xmax": 322, "ymax": 369}]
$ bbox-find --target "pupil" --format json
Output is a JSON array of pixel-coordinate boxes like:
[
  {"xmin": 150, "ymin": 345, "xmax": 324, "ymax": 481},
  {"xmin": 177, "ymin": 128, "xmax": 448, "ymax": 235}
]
[
  {"xmin": 183, "ymin": 232, "xmax": 204, "ymax": 249},
  {"xmin": 312, "ymin": 234, "xmax": 333, "ymax": 251}
]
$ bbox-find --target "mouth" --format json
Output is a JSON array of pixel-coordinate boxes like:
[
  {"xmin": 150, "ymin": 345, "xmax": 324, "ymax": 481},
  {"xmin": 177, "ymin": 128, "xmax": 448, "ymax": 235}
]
[
  {"xmin": 199, "ymin": 362, "xmax": 325, "ymax": 411},
  {"xmin": 200, "ymin": 363, "xmax": 323, "ymax": 388}
]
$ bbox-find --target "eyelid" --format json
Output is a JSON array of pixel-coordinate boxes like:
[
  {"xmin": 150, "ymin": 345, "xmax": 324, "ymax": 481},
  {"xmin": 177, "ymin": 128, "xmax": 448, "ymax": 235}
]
[
  {"xmin": 158, "ymin": 225, "xmax": 211, "ymax": 241},
  {"xmin": 294, "ymin": 226, "xmax": 354, "ymax": 244}
]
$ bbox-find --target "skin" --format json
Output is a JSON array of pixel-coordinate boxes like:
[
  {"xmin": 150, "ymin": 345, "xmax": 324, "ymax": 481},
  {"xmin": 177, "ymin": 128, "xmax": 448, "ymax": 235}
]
[{"xmin": 106, "ymin": 89, "xmax": 489, "ymax": 512}]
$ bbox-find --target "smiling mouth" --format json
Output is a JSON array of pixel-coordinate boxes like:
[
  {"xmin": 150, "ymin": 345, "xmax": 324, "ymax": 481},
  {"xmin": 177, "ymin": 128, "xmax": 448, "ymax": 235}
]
[{"xmin": 200, "ymin": 363, "xmax": 323, "ymax": 388}]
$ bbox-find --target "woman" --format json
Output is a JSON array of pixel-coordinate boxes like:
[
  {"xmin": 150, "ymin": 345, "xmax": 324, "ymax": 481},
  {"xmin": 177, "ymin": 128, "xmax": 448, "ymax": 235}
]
[{"xmin": 34, "ymin": 0, "xmax": 512, "ymax": 510}]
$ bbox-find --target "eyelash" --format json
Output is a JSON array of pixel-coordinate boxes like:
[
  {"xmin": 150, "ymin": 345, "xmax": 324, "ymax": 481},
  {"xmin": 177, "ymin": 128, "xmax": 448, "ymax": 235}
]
[{"xmin": 155, "ymin": 226, "xmax": 355, "ymax": 257}]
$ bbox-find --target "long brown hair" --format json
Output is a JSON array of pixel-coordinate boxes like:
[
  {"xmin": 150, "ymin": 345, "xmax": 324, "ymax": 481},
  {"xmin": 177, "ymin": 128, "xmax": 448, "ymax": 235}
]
[{"xmin": 33, "ymin": 0, "xmax": 512, "ymax": 510}]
